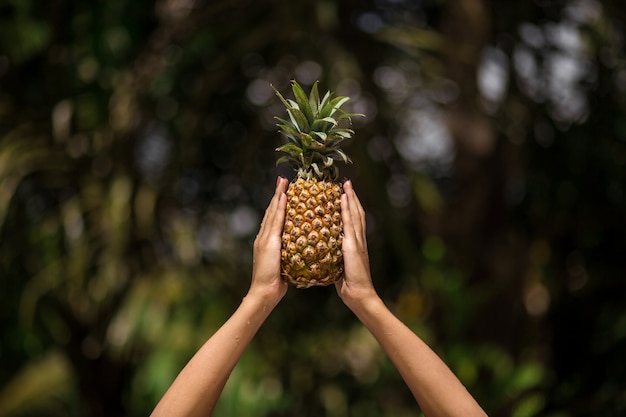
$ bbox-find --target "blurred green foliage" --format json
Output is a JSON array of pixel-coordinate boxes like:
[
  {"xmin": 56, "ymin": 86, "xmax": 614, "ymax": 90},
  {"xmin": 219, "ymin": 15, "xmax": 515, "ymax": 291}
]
[{"xmin": 1, "ymin": 0, "xmax": 625, "ymax": 416}]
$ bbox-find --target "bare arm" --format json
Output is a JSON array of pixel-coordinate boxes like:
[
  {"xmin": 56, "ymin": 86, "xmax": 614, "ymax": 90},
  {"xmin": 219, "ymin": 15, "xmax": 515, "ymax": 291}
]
[
  {"xmin": 151, "ymin": 177, "xmax": 289, "ymax": 417},
  {"xmin": 335, "ymin": 181, "xmax": 487, "ymax": 417}
]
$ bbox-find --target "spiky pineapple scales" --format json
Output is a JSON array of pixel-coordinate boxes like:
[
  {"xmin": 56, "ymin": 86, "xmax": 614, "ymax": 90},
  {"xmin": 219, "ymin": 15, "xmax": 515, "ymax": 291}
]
[{"xmin": 273, "ymin": 80, "xmax": 362, "ymax": 288}]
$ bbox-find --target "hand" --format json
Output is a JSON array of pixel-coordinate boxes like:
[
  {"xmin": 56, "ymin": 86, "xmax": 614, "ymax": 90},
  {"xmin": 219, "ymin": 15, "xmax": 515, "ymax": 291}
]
[
  {"xmin": 335, "ymin": 180, "xmax": 377, "ymax": 311},
  {"xmin": 249, "ymin": 176, "xmax": 289, "ymax": 306}
]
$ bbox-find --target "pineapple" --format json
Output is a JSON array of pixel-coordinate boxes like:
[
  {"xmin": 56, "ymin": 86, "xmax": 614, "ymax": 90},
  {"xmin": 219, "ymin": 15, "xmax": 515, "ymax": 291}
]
[{"xmin": 273, "ymin": 80, "xmax": 362, "ymax": 288}]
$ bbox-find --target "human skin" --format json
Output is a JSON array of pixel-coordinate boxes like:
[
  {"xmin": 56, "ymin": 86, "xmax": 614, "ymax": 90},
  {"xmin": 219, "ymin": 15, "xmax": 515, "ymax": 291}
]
[
  {"xmin": 150, "ymin": 176, "xmax": 289, "ymax": 417},
  {"xmin": 150, "ymin": 177, "xmax": 487, "ymax": 417},
  {"xmin": 336, "ymin": 180, "xmax": 488, "ymax": 417}
]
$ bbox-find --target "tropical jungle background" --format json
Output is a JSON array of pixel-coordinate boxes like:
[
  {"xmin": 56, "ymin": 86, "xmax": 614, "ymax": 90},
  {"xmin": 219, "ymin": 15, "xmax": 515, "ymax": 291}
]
[{"xmin": 1, "ymin": 0, "xmax": 625, "ymax": 416}]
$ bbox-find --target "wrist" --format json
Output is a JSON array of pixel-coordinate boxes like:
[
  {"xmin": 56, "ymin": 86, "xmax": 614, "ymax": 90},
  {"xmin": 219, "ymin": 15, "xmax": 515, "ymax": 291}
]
[
  {"xmin": 349, "ymin": 294, "xmax": 387, "ymax": 329},
  {"xmin": 245, "ymin": 283, "xmax": 285, "ymax": 311},
  {"xmin": 343, "ymin": 289, "xmax": 381, "ymax": 315}
]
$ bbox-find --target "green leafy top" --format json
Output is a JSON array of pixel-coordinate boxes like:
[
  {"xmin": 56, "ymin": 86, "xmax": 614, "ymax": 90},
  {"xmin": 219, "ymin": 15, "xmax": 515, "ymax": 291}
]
[{"xmin": 273, "ymin": 80, "xmax": 364, "ymax": 181}]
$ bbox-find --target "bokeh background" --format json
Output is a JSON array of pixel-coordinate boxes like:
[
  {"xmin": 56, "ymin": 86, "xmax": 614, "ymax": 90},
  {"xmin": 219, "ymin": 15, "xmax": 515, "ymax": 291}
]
[{"xmin": 1, "ymin": 0, "xmax": 625, "ymax": 416}]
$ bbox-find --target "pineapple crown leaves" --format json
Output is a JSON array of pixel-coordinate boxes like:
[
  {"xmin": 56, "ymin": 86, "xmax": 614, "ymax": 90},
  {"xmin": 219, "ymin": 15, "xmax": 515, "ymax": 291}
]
[{"xmin": 272, "ymin": 80, "xmax": 364, "ymax": 180}]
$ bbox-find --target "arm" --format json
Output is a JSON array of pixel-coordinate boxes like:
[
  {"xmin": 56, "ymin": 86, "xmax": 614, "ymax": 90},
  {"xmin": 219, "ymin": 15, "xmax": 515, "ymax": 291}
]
[
  {"xmin": 335, "ymin": 181, "xmax": 487, "ymax": 417},
  {"xmin": 151, "ymin": 177, "xmax": 289, "ymax": 417}
]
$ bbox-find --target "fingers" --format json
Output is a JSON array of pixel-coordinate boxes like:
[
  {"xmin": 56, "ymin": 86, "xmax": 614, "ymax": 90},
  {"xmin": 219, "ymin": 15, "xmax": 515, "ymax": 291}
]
[
  {"xmin": 340, "ymin": 192, "xmax": 356, "ymax": 244},
  {"xmin": 270, "ymin": 179, "xmax": 287, "ymax": 232},
  {"xmin": 259, "ymin": 177, "xmax": 288, "ymax": 239},
  {"xmin": 343, "ymin": 180, "xmax": 366, "ymax": 242},
  {"xmin": 337, "ymin": 181, "xmax": 374, "ymax": 305},
  {"xmin": 351, "ymin": 185, "xmax": 366, "ymax": 241},
  {"xmin": 275, "ymin": 175, "xmax": 288, "ymax": 195}
]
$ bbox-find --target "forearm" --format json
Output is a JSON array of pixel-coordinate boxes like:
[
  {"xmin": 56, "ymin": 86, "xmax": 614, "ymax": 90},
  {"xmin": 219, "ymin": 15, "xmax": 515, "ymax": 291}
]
[
  {"xmin": 338, "ymin": 181, "xmax": 485, "ymax": 415},
  {"xmin": 151, "ymin": 292, "xmax": 277, "ymax": 417},
  {"xmin": 351, "ymin": 296, "xmax": 487, "ymax": 417}
]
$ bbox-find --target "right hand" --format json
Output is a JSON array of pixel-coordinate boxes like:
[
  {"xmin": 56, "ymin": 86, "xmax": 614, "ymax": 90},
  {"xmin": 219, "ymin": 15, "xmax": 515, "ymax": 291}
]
[
  {"xmin": 250, "ymin": 176, "xmax": 289, "ymax": 307},
  {"xmin": 335, "ymin": 180, "xmax": 377, "ymax": 310}
]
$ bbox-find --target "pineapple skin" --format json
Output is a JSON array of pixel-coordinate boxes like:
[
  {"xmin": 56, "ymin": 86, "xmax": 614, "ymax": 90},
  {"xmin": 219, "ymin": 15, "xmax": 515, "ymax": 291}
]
[{"xmin": 281, "ymin": 177, "xmax": 344, "ymax": 288}]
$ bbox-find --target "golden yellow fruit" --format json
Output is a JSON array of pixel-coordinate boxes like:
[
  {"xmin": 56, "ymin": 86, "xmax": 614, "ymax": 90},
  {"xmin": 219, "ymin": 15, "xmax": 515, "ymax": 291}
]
[
  {"xmin": 281, "ymin": 177, "xmax": 343, "ymax": 288},
  {"xmin": 272, "ymin": 80, "xmax": 363, "ymax": 288}
]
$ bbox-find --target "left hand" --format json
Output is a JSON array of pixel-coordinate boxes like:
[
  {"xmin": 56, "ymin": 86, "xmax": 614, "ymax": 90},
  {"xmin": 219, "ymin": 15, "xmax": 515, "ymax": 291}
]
[
  {"xmin": 334, "ymin": 180, "xmax": 376, "ymax": 311},
  {"xmin": 249, "ymin": 176, "xmax": 289, "ymax": 306}
]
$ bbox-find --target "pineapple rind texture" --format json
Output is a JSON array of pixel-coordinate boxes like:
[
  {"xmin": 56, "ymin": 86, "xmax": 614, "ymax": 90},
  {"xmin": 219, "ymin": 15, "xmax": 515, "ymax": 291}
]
[
  {"xmin": 274, "ymin": 80, "xmax": 362, "ymax": 288},
  {"xmin": 281, "ymin": 177, "xmax": 344, "ymax": 288}
]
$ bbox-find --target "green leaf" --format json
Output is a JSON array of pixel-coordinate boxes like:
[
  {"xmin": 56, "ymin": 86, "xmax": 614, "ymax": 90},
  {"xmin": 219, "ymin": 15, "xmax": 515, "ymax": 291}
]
[
  {"xmin": 299, "ymin": 132, "xmax": 313, "ymax": 148},
  {"xmin": 286, "ymin": 109, "xmax": 301, "ymax": 132},
  {"xmin": 320, "ymin": 96, "xmax": 350, "ymax": 118},
  {"xmin": 335, "ymin": 109, "xmax": 365, "ymax": 123},
  {"xmin": 311, "ymin": 131, "xmax": 327, "ymax": 142},
  {"xmin": 319, "ymin": 90, "xmax": 331, "ymax": 110},
  {"xmin": 325, "ymin": 137, "xmax": 344, "ymax": 147},
  {"xmin": 331, "ymin": 96, "xmax": 350, "ymax": 115},
  {"xmin": 272, "ymin": 84, "xmax": 291, "ymax": 109},
  {"xmin": 276, "ymin": 118, "xmax": 300, "ymax": 138},
  {"xmin": 291, "ymin": 81, "xmax": 315, "ymax": 124},
  {"xmin": 337, "ymin": 111, "xmax": 366, "ymax": 120},
  {"xmin": 333, "ymin": 128, "xmax": 355, "ymax": 138},
  {"xmin": 308, "ymin": 141, "xmax": 327, "ymax": 151},
  {"xmin": 333, "ymin": 149, "xmax": 352, "ymax": 163},
  {"xmin": 309, "ymin": 81, "xmax": 320, "ymax": 115},
  {"xmin": 276, "ymin": 143, "xmax": 303, "ymax": 155},
  {"xmin": 275, "ymin": 155, "xmax": 293, "ymax": 166},
  {"xmin": 287, "ymin": 107, "xmax": 310, "ymax": 132},
  {"xmin": 311, "ymin": 119, "xmax": 330, "ymax": 132}
]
